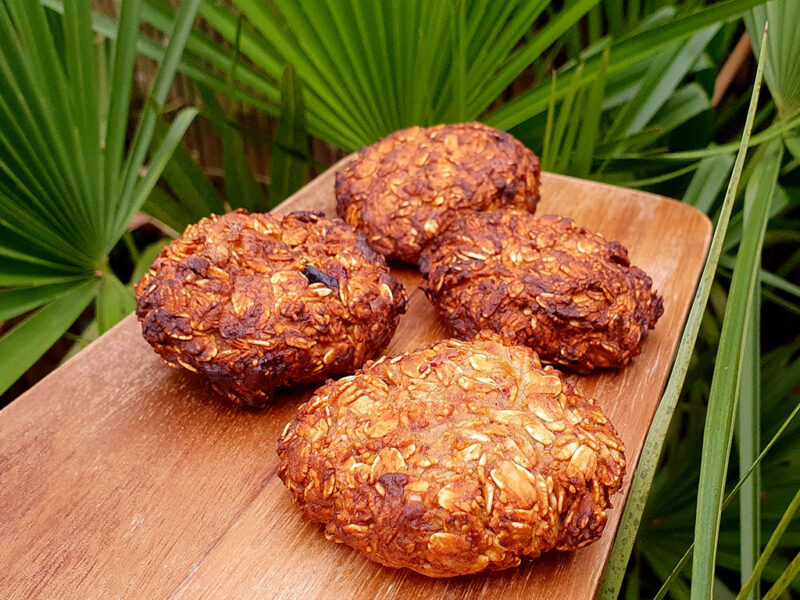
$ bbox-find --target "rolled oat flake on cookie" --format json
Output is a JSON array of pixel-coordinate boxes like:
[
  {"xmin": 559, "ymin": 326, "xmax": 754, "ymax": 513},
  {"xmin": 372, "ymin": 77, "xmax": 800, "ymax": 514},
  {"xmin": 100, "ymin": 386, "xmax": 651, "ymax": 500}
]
[{"xmin": 278, "ymin": 333, "xmax": 626, "ymax": 577}]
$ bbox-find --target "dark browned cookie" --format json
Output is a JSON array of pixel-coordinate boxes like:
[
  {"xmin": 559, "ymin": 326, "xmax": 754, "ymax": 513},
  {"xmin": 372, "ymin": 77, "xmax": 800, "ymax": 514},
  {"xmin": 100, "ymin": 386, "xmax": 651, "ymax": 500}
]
[
  {"xmin": 135, "ymin": 210, "xmax": 407, "ymax": 408},
  {"xmin": 420, "ymin": 210, "xmax": 664, "ymax": 372},
  {"xmin": 278, "ymin": 333, "xmax": 626, "ymax": 577},
  {"xmin": 335, "ymin": 122, "xmax": 540, "ymax": 263}
]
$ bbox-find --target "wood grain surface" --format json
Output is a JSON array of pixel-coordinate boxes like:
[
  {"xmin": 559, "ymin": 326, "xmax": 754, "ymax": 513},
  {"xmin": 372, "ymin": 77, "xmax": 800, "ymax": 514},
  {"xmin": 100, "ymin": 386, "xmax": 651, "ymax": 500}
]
[{"xmin": 0, "ymin": 163, "xmax": 711, "ymax": 600}]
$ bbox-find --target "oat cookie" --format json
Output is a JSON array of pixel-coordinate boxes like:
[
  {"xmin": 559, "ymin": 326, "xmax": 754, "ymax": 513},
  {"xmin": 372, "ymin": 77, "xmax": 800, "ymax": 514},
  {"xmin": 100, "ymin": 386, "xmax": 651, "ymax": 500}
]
[
  {"xmin": 420, "ymin": 210, "xmax": 663, "ymax": 372},
  {"xmin": 136, "ymin": 210, "xmax": 407, "ymax": 407},
  {"xmin": 335, "ymin": 122, "xmax": 540, "ymax": 263},
  {"xmin": 278, "ymin": 334, "xmax": 625, "ymax": 577}
]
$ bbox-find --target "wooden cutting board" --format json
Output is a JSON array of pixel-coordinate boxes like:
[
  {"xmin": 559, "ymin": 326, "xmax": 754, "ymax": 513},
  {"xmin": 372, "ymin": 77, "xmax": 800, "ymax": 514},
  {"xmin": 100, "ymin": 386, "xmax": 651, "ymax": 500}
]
[{"xmin": 0, "ymin": 162, "xmax": 711, "ymax": 600}]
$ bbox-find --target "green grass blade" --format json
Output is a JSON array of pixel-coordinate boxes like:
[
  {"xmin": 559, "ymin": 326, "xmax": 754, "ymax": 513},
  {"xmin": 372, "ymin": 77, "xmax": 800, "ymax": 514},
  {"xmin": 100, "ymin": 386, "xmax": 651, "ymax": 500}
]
[
  {"xmin": 103, "ymin": 0, "xmax": 143, "ymax": 242},
  {"xmin": 762, "ymin": 551, "xmax": 800, "ymax": 600},
  {"xmin": 737, "ymin": 486, "xmax": 800, "ymax": 600},
  {"xmin": 151, "ymin": 114, "xmax": 226, "ymax": 220},
  {"xmin": 0, "ymin": 227, "xmax": 85, "ymax": 270},
  {"xmin": 571, "ymin": 50, "xmax": 609, "ymax": 178},
  {"xmin": 684, "ymin": 154, "xmax": 736, "ymax": 214},
  {"xmin": 0, "ymin": 279, "xmax": 98, "ymax": 395},
  {"xmin": 282, "ymin": 0, "xmax": 381, "ymax": 138},
  {"xmin": 412, "ymin": 2, "xmax": 452, "ymax": 125},
  {"xmin": 555, "ymin": 85, "xmax": 588, "ymax": 174},
  {"xmin": 8, "ymin": 2, "xmax": 91, "ymax": 230},
  {"xmin": 164, "ymin": 2, "xmax": 352, "ymax": 149},
  {"xmin": 452, "ymin": 0, "xmax": 467, "ymax": 122},
  {"xmin": 773, "ymin": 296, "xmax": 800, "ymax": 317},
  {"xmin": 623, "ymin": 549, "xmax": 642, "ymax": 600},
  {"xmin": 301, "ymin": 0, "xmax": 386, "ymax": 137},
  {"xmin": 463, "ymin": 0, "xmax": 492, "ymax": 52},
  {"xmin": 0, "ymin": 80, "xmax": 67, "ymax": 213},
  {"xmin": 588, "ymin": 5, "xmax": 603, "ymax": 44},
  {"xmin": 130, "ymin": 238, "xmax": 168, "ymax": 286},
  {"xmin": 221, "ymin": 121, "xmax": 263, "ymax": 212},
  {"xmin": 541, "ymin": 73, "xmax": 557, "ymax": 172},
  {"xmin": 364, "ymin": 0, "xmax": 399, "ymax": 128},
  {"xmin": 270, "ymin": 63, "xmax": 309, "ymax": 207},
  {"xmin": 142, "ymin": 186, "xmax": 191, "ymax": 234},
  {"xmin": 544, "ymin": 65, "xmax": 584, "ymax": 172},
  {"xmin": 597, "ymin": 111, "xmax": 800, "ymax": 161},
  {"xmin": 195, "ymin": 84, "xmax": 265, "ymax": 213},
  {"xmin": 718, "ymin": 269, "xmax": 800, "ymax": 317},
  {"xmin": 598, "ymin": 28, "xmax": 769, "ymax": 599},
  {"xmin": 596, "ymin": 82, "xmax": 712, "ymax": 156},
  {"xmin": 385, "ymin": 0, "xmax": 407, "ymax": 124},
  {"xmin": 762, "ymin": 346, "xmax": 800, "ymax": 407},
  {"xmin": 606, "ymin": 0, "xmax": 625, "ymax": 35},
  {"xmin": 96, "ymin": 272, "xmax": 135, "ymax": 334},
  {"xmin": 785, "ymin": 136, "xmax": 800, "ymax": 164},
  {"xmin": 145, "ymin": 0, "xmax": 283, "ymax": 111},
  {"xmin": 647, "ymin": 82, "xmax": 712, "ymax": 136},
  {"xmin": 605, "ymin": 26, "xmax": 718, "ymax": 143},
  {"xmin": 618, "ymin": 162, "xmax": 701, "ymax": 188},
  {"xmin": 465, "ymin": 0, "xmax": 545, "ymax": 93},
  {"xmin": 114, "ymin": 0, "xmax": 202, "ymax": 246},
  {"xmin": 117, "ymin": 108, "xmax": 199, "ymax": 239},
  {"xmin": 654, "ymin": 397, "xmax": 800, "ymax": 600},
  {"xmin": 73, "ymin": 0, "xmax": 283, "ymax": 118},
  {"xmin": 329, "ymin": 2, "xmax": 392, "ymax": 132},
  {"xmin": 0, "ymin": 5, "xmax": 89, "ymax": 251},
  {"xmin": 195, "ymin": 1, "xmax": 283, "ymax": 78},
  {"xmin": 759, "ymin": 268, "xmax": 800, "ymax": 300},
  {"xmin": 347, "ymin": 0, "xmax": 396, "ymax": 130},
  {"xmin": 738, "ymin": 282, "xmax": 762, "ymax": 600},
  {"xmin": 690, "ymin": 61, "xmax": 781, "ymax": 600},
  {"xmin": 731, "ymin": 196, "xmax": 795, "ymax": 316},
  {"xmin": 0, "ymin": 194, "xmax": 93, "ymax": 266}
]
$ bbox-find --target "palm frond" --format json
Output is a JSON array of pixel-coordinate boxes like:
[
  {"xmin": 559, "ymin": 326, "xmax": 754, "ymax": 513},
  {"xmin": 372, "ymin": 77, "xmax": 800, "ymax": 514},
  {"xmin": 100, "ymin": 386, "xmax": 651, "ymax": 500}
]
[{"xmin": 0, "ymin": 0, "xmax": 200, "ymax": 395}]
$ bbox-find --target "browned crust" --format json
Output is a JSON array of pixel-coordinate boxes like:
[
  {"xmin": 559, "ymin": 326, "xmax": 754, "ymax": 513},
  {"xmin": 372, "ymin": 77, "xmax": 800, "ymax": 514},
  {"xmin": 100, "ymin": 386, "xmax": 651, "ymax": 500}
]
[
  {"xmin": 135, "ymin": 210, "xmax": 407, "ymax": 407},
  {"xmin": 335, "ymin": 122, "xmax": 540, "ymax": 264},
  {"xmin": 419, "ymin": 210, "xmax": 664, "ymax": 372},
  {"xmin": 278, "ymin": 333, "xmax": 626, "ymax": 577}
]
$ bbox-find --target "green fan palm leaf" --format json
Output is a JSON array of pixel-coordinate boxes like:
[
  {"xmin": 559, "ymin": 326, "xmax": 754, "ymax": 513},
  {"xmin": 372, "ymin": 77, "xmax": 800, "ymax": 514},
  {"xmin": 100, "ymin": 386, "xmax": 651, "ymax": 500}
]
[
  {"xmin": 0, "ymin": 0, "xmax": 201, "ymax": 395},
  {"xmin": 84, "ymin": 0, "xmax": 608, "ymax": 149}
]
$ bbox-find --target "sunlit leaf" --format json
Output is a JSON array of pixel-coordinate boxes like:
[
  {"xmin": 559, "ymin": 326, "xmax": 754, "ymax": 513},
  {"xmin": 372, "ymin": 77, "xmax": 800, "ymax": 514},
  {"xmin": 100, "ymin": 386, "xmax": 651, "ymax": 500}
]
[
  {"xmin": 691, "ymin": 115, "xmax": 782, "ymax": 600},
  {"xmin": 599, "ymin": 28, "xmax": 769, "ymax": 598}
]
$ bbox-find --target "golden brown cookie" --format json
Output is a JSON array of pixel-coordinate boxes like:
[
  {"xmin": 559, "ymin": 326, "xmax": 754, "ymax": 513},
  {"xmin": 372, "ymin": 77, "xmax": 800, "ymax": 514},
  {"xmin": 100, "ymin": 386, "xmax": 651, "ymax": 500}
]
[
  {"xmin": 335, "ymin": 122, "xmax": 540, "ymax": 263},
  {"xmin": 135, "ymin": 210, "xmax": 407, "ymax": 407},
  {"xmin": 420, "ymin": 210, "xmax": 663, "ymax": 372},
  {"xmin": 278, "ymin": 334, "xmax": 625, "ymax": 577}
]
